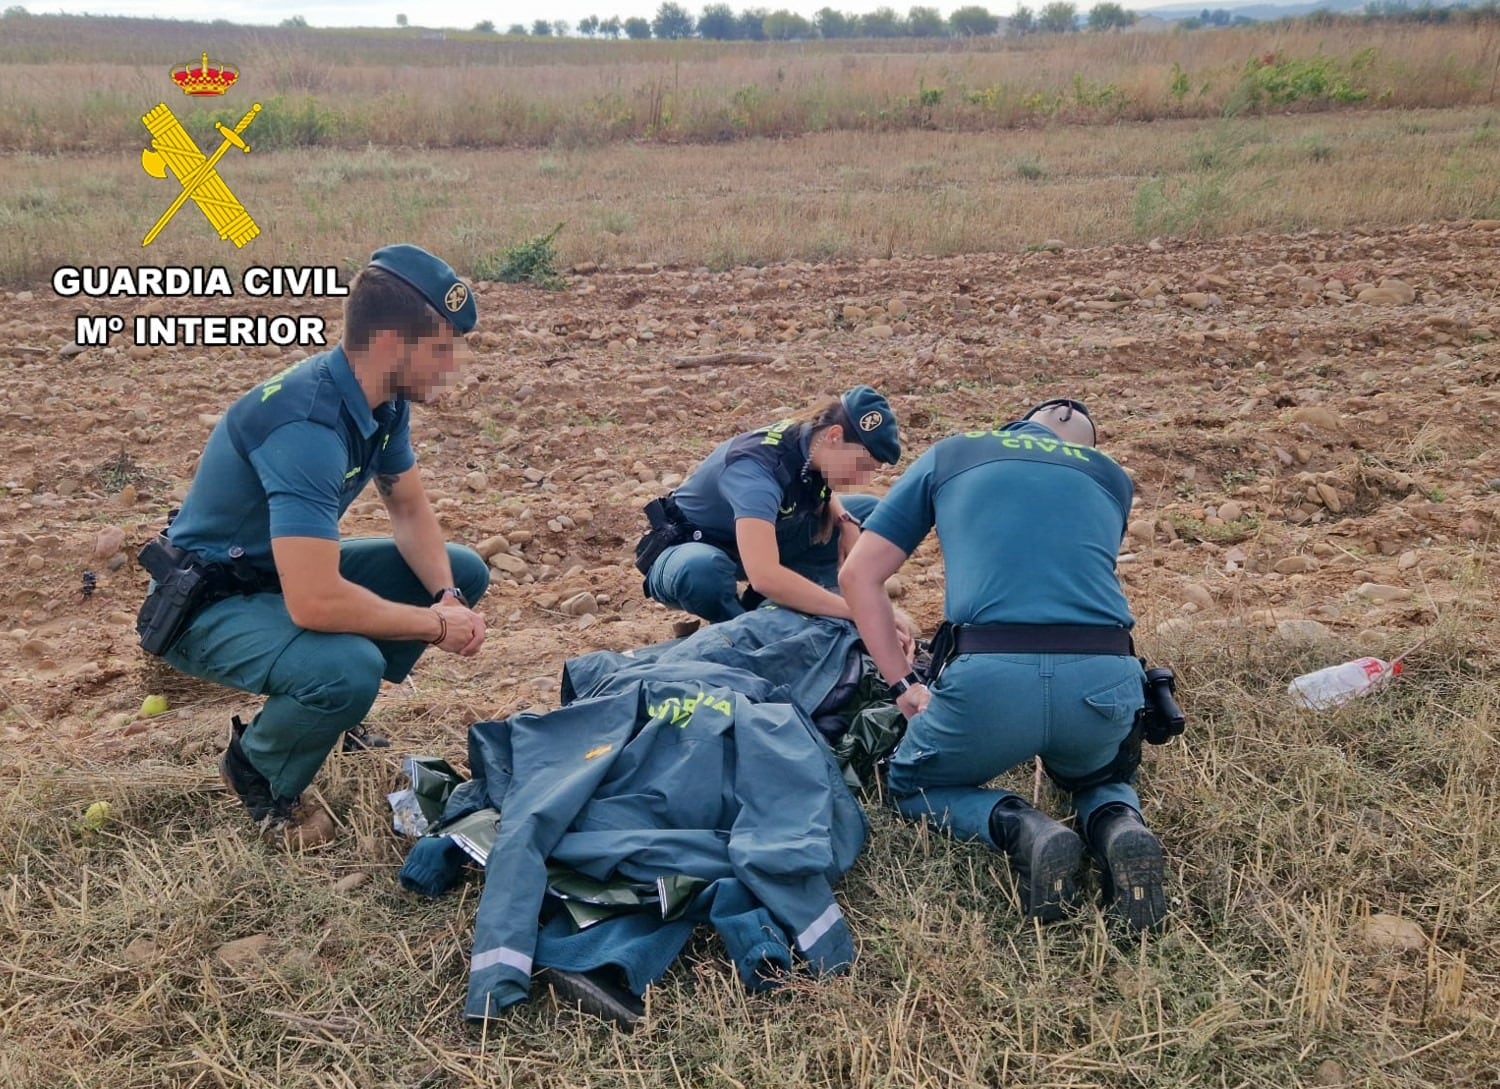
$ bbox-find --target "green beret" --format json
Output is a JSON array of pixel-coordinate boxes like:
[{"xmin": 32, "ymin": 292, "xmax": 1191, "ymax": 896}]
[
  {"xmin": 841, "ymin": 385, "xmax": 900, "ymax": 464},
  {"xmin": 367, "ymin": 243, "xmax": 477, "ymax": 334}
]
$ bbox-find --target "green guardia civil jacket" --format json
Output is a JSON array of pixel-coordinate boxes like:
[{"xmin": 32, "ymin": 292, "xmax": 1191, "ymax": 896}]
[{"xmin": 447, "ymin": 609, "xmax": 872, "ymax": 1021}]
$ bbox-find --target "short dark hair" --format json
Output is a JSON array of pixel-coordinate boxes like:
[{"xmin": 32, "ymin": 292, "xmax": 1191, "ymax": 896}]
[{"xmin": 342, "ymin": 266, "xmax": 442, "ymax": 352}]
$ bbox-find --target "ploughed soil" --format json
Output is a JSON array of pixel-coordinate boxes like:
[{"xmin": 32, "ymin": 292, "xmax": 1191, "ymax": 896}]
[{"xmin": 2, "ymin": 221, "xmax": 1497, "ymax": 768}]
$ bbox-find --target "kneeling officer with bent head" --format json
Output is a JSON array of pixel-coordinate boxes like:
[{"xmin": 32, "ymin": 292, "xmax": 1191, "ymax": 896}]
[
  {"xmin": 137, "ymin": 244, "xmax": 490, "ymax": 849},
  {"xmin": 636, "ymin": 386, "xmax": 904, "ymax": 627},
  {"xmin": 839, "ymin": 398, "xmax": 1170, "ymax": 933}
]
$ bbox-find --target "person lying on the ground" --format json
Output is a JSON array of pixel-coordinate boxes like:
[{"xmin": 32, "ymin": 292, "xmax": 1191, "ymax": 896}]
[{"xmin": 399, "ymin": 603, "xmax": 917, "ymax": 1029}]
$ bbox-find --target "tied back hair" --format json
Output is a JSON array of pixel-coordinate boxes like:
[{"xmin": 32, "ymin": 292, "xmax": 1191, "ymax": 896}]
[
  {"xmin": 786, "ymin": 398, "xmax": 854, "ymax": 448},
  {"xmin": 785, "ymin": 397, "xmax": 849, "ymax": 544}
]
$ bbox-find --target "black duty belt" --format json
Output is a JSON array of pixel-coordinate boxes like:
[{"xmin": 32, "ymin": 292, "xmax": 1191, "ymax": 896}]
[{"xmin": 951, "ymin": 623, "xmax": 1134, "ymax": 657}]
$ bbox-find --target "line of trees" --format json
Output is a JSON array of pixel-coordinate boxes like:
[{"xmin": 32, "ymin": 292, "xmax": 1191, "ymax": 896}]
[
  {"xmin": 477, "ymin": 2, "xmax": 1143, "ymax": 39},
  {"xmin": 467, "ymin": 0, "xmax": 1500, "ymax": 38},
  {"xmin": 1178, "ymin": 7, "xmax": 1256, "ymax": 28}
]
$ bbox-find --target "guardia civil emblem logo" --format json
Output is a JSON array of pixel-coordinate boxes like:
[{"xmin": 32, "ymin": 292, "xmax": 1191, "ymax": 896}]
[
  {"xmin": 444, "ymin": 282, "xmax": 469, "ymax": 313},
  {"xmin": 140, "ymin": 53, "xmax": 262, "ymax": 248},
  {"xmin": 859, "ymin": 410, "xmax": 883, "ymax": 432}
]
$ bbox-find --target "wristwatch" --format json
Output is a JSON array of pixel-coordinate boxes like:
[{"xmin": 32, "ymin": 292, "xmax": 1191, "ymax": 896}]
[
  {"xmin": 887, "ymin": 671, "xmax": 923, "ymax": 700},
  {"xmin": 432, "ymin": 587, "xmax": 468, "ymax": 607}
]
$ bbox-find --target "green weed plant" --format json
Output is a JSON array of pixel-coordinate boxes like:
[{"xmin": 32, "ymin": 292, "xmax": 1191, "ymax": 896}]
[{"xmin": 475, "ymin": 224, "xmax": 567, "ymax": 288}]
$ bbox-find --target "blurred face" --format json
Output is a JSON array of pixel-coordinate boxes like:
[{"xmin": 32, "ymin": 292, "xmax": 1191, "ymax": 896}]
[
  {"xmin": 817, "ymin": 426, "xmax": 882, "ymax": 487},
  {"xmin": 391, "ymin": 324, "xmax": 467, "ymax": 403}
]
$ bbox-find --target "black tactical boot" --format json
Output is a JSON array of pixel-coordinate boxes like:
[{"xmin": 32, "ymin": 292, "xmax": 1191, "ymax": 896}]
[
  {"xmin": 540, "ymin": 966, "xmax": 645, "ymax": 1031},
  {"xmin": 1086, "ymin": 803, "xmax": 1167, "ymax": 934},
  {"xmin": 341, "ymin": 723, "xmax": 390, "ymax": 752},
  {"xmin": 220, "ymin": 716, "xmax": 335, "ymax": 850},
  {"xmin": 988, "ymin": 797, "xmax": 1084, "ymax": 923}
]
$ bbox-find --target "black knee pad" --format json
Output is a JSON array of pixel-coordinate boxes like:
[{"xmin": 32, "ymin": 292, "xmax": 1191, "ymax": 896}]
[{"xmin": 1044, "ymin": 718, "xmax": 1143, "ymax": 794}]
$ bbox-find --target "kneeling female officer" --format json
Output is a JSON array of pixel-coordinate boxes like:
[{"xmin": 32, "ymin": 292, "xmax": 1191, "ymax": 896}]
[{"xmin": 637, "ymin": 386, "xmax": 901, "ymax": 625}]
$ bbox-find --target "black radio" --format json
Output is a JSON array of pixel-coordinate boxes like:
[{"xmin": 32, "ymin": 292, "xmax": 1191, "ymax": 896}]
[{"xmin": 1139, "ymin": 666, "xmax": 1185, "ymax": 745}]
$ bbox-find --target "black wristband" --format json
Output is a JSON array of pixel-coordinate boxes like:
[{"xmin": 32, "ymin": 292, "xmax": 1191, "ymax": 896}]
[
  {"xmin": 432, "ymin": 587, "xmax": 467, "ymax": 606},
  {"xmin": 887, "ymin": 671, "xmax": 922, "ymax": 700}
]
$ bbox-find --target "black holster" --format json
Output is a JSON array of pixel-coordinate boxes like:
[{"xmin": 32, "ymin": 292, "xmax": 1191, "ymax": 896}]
[
  {"xmin": 633, "ymin": 495, "xmax": 705, "ymax": 579},
  {"xmin": 135, "ymin": 537, "xmax": 282, "ymax": 657},
  {"xmin": 135, "ymin": 536, "xmax": 211, "ymax": 657},
  {"xmin": 1138, "ymin": 664, "xmax": 1185, "ymax": 745},
  {"xmin": 924, "ymin": 621, "xmax": 957, "ymax": 684}
]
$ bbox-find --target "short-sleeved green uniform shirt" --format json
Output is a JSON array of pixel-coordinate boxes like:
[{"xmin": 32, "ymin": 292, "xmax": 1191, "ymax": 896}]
[
  {"xmin": 861, "ymin": 421, "xmax": 1134, "ymax": 628},
  {"xmin": 168, "ymin": 346, "xmax": 414, "ymax": 569}
]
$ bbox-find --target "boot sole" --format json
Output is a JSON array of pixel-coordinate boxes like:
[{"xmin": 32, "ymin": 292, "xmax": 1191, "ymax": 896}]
[
  {"xmin": 341, "ymin": 733, "xmax": 390, "ymax": 753},
  {"xmin": 1102, "ymin": 825, "xmax": 1168, "ymax": 933},
  {"xmin": 541, "ymin": 967, "xmax": 644, "ymax": 1030},
  {"xmin": 1022, "ymin": 825, "xmax": 1085, "ymax": 924}
]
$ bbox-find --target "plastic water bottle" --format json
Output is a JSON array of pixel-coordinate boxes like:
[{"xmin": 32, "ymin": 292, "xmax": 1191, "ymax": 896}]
[{"xmin": 1288, "ymin": 657, "xmax": 1403, "ymax": 710}]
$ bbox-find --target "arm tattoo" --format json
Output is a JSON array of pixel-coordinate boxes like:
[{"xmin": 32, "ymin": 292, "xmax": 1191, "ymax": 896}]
[{"xmin": 376, "ymin": 473, "xmax": 400, "ymax": 498}]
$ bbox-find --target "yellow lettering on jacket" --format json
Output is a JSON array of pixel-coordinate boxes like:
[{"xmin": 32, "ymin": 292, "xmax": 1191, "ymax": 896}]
[
  {"xmin": 646, "ymin": 690, "xmax": 734, "ymax": 728},
  {"xmin": 759, "ymin": 419, "xmax": 796, "ymax": 447},
  {"xmin": 968, "ymin": 430, "xmax": 1093, "ymax": 462},
  {"xmin": 257, "ymin": 360, "xmax": 301, "ymax": 402}
]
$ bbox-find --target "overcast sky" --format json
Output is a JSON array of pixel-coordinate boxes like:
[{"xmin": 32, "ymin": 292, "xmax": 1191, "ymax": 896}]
[{"xmin": 20, "ymin": 0, "xmax": 1033, "ymax": 29}]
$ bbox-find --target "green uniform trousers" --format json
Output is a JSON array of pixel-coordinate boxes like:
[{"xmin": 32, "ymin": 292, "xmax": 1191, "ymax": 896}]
[
  {"xmin": 887, "ymin": 651, "xmax": 1144, "ymax": 843},
  {"xmin": 163, "ymin": 538, "xmax": 489, "ymax": 799}
]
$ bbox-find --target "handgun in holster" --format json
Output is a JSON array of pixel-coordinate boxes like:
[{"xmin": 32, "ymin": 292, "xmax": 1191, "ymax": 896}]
[
  {"xmin": 923, "ymin": 621, "xmax": 957, "ymax": 684},
  {"xmin": 633, "ymin": 495, "xmax": 703, "ymax": 579},
  {"xmin": 135, "ymin": 535, "xmax": 211, "ymax": 657}
]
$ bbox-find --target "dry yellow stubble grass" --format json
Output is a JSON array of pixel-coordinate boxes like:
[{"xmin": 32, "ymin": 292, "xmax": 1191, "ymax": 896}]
[
  {"xmin": 3, "ymin": 17, "xmax": 1500, "ymax": 152},
  {"xmin": 1, "ymin": 604, "xmax": 1496, "ymax": 1087},
  {"xmin": 2, "ymin": 105, "xmax": 1498, "ymax": 285},
  {"xmin": 2, "ymin": 16, "xmax": 1498, "ymax": 1087}
]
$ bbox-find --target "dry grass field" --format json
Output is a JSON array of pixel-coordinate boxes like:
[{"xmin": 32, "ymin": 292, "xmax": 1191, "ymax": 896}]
[
  {"xmin": 1, "ymin": 13, "xmax": 1498, "ymax": 1089},
  {"xmin": 3, "ymin": 16, "xmax": 1500, "ymax": 282},
  {"xmin": 4, "ymin": 106, "xmax": 1500, "ymax": 285},
  {"xmin": 4, "ymin": 15, "xmax": 1500, "ymax": 152}
]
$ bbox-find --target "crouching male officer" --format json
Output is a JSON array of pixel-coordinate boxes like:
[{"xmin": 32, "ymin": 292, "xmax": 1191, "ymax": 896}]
[
  {"xmin": 839, "ymin": 399, "xmax": 1168, "ymax": 932},
  {"xmin": 141, "ymin": 244, "xmax": 490, "ymax": 849}
]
